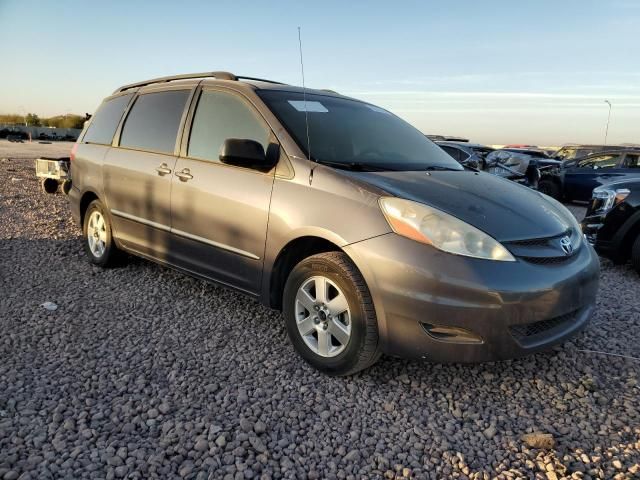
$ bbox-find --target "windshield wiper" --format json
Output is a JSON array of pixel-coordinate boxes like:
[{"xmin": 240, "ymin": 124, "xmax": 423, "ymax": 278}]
[
  {"xmin": 423, "ymin": 165, "xmax": 463, "ymax": 172},
  {"xmin": 317, "ymin": 160, "xmax": 395, "ymax": 172}
]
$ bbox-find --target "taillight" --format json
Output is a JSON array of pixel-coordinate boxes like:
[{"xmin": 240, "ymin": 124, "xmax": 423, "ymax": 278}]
[{"xmin": 70, "ymin": 142, "xmax": 78, "ymax": 162}]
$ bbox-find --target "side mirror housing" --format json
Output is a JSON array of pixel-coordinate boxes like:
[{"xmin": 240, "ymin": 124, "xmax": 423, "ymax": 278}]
[{"xmin": 219, "ymin": 139, "xmax": 275, "ymax": 170}]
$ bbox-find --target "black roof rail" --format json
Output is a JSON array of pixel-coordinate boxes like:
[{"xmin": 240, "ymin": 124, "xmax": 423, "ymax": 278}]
[
  {"xmin": 114, "ymin": 72, "xmax": 288, "ymax": 94},
  {"xmin": 114, "ymin": 71, "xmax": 238, "ymax": 94},
  {"xmin": 235, "ymin": 76, "xmax": 286, "ymax": 85}
]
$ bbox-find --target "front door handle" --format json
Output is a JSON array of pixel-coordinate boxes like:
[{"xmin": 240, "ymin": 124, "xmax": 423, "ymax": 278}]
[
  {"xmin": 156, "ymin": 163, "xmax": 172, "ymax": 176},
  {"xmin": 175, "ymin": 168, "xmax": 193, "ymax": 182}
]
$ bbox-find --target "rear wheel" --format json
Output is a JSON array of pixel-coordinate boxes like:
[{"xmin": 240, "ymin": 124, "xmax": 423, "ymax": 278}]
[
  {"xmin": 538, "ymin": 178, "xmax": 561, "ymax": 200},
  {"xmin": 83, "ymin": 200, "xmax": 121, "ymax": 267},
  {"xmin": 283, "ymin": 251, "xmax": 380, "ymax": 376},
  {"xmin": 631, "ymin": 234, "xmax": 640, "ymax": 274}
]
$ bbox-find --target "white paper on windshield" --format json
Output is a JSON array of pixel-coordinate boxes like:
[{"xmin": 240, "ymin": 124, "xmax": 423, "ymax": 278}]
[{"xmin": 288, "ymin": 100, "xmax": 328, "ymax": 113}]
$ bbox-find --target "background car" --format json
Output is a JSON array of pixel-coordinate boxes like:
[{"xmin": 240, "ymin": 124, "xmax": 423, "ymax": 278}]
[
  {"xmin": 582, "ymin": 178, "xmax": 640, "ymax": 272},
  {"xmin": 426, "ymin": 134, "xmax": 469, "ymax": 142},
  {"xmin": 540, "ymin": 148, "xmax": 640, "ymax": 201},
  {"xmin": 436, "ymin": 141, "xmax": 494, "ymax": 169},
  {"xmin": 483, "ymin": 148, "xmax": 550, "ymax": 188},
  {"xmin": 6, "ymin": 132, "xmax": 28, "ymax": 142}
]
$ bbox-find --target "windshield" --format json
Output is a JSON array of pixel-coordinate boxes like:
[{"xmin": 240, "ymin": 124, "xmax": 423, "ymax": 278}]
[{"xmin": 258, "ymin": 90, "xmax": 463, "ymax": 171}]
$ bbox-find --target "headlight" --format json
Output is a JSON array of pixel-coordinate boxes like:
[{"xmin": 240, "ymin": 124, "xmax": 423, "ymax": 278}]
[
  {"xmin": 379, "ymin": 197, "xmax": 515, "ymax": 261},
  {"xmin": 592, "ymin": 187, "xmax": 630, "ymax": 214}
]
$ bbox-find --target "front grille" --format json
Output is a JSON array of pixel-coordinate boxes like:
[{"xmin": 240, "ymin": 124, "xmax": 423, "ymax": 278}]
[
  {"xmin": 509, "ymin": 310, "xmax": 578, "ymax": 340},
  {"xmin": 504, "ymin": 228, "xmax": 580, "ymax": 265},
  {"xmin": 520, "ymin": 255, "xmax": 574, "ymax": 265},
  {"xmin": 508, "ymin": 237, "xmax": 556, "ymax": 247}
]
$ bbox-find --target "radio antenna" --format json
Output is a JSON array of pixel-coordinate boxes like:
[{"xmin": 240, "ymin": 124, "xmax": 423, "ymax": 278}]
[{"xmin": 297, "ymin": 26, "xmax": 312, "ymax": 163}]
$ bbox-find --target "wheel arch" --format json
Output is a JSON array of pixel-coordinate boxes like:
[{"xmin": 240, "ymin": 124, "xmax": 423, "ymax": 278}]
[
  {"xmin": 618, "ymin": 215, "xmax": 640, "ymax": 261},
  {"xmin": 267, "ymin": 235, "xmax": 345, "ymax": 310},
  {"xmin": 79, "ymin": 190, "xmax": 100, "ymax": 228}
]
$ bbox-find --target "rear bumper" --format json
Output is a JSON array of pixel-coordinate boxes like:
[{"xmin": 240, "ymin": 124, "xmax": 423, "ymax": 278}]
[{"xmin": 345, "ymin": 233, "xmax": 600, "ymax": 363}]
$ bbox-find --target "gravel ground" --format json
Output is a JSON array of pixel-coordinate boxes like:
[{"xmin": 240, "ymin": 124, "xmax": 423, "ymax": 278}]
[{"xmin": 1, "ymin": 146, "xmax": 639, "ymax": 480}]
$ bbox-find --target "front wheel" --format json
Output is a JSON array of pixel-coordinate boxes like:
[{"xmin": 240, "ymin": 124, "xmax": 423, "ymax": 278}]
[{"xmin": 283, "ymin": 252, "xmax": 380, "ymax": 376}]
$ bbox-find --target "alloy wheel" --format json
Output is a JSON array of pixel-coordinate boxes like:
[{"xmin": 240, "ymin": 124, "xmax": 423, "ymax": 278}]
[
  {"xmin": 294, "ymin": 275, "xmax": 352, "ymax": 357},
  {"xmin": 87, "ymin": 210, "xmax": 107, "ymax": 258}
]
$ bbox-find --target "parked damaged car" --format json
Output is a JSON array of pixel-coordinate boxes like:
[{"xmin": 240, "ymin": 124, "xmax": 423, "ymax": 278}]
[
  {"xmin": 539, "ymin": 149, "xmax": 640, "ymax": 201},
  {"xmin": 582, "ymin": 178, "xmax": 640, "ymax": 273},
  {"xmin": 482, "ymin": 149, "xmax": 561, "ymax": 189}
]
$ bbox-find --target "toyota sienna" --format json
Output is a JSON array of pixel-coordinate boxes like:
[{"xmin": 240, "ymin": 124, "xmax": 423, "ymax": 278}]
[{"xmin": 69, "ymin": 72, "xmax": 600, "ymax": 375}]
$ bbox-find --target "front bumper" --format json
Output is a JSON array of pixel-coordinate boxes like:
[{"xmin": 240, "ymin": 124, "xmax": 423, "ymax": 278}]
[
  {"xmin": 345, "ymin": 233, "xmax": 600, "ymax": 362},
  {"xmin": 581, "ymin": 213, "xmax": 605, "ymax": 246}
]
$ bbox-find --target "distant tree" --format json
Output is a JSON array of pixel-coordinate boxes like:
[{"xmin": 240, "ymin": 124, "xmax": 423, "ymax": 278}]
[
  {"xmin": 1, "ymin": 112, "xmax": 85, "ymax": 129},
  {"xmin": 0, "ymin": 114, "xmax": 26, "ymax": 125},
  {"xmin": 26, "ymin": 113, "xmax": 41, "ymax": 126}
]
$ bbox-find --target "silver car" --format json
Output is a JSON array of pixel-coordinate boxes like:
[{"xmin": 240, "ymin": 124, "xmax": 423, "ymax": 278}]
[{"xmin": 69, "ymin": 72, "xmax": 600, "ymax": 375}]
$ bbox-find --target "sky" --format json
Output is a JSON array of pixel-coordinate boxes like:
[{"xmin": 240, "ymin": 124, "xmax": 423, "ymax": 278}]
[{"xmin": 1, "ymin": 0, "xmax": 639, "ymax": 145}]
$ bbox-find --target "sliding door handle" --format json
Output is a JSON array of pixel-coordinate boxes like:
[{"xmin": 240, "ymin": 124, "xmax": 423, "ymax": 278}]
[
  {"xmin": 175, "ymin": 168, "xmax": 193, "ymax": 182},
  {"xmin": 156, "ymin": 163, "xmax": 172, "ymax": 176}
]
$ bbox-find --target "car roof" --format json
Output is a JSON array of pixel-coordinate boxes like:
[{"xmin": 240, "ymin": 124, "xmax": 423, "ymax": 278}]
[
  {"xmin": 560, "ymin": 144, "xmax": 633, "ymax": 149},
  {"xmin": 586, "ymin": 149, "xmax": 640, "ymax": 157},
  {"xmin": 437, "ymin": 141, "xmax": 492, "ymax": 149}
]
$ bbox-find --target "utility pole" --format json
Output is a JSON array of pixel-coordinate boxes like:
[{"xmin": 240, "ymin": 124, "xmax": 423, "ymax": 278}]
[{"xmin": 604, "ymin": 100, "xmax": 612, "ymax": 145}]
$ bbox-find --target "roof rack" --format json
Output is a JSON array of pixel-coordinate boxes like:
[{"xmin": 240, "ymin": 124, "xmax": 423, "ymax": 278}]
[
  {"xmin": 236, "ymin": 76, "xmax": 286, "ymax": 85},
  {"xmin": 114, "ymin": 71, "xmax": 285, "ymax": 94}
]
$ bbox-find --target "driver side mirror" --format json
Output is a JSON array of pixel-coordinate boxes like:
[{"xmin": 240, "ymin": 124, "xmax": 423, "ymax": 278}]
[{"xmin": 219, "ymin": 138, "xmax": 276, "ymax": 171}]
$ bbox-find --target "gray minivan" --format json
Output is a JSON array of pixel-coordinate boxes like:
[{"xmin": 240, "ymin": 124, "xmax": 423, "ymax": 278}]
[{"xmin": 69, "ymin": 72, "xmax": 600, "ymax": 375}]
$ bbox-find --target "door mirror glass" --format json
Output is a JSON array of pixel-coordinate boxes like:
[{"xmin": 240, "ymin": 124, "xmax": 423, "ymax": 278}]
[{"xmin": 219, "ymin": 138, "xmax": 274, "ymax": 169}]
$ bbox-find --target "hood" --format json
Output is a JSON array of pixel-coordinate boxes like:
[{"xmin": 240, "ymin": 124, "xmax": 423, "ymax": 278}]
[{"xmin": 343, "ymin": 170, "xmax": 574, "ymax": 242}]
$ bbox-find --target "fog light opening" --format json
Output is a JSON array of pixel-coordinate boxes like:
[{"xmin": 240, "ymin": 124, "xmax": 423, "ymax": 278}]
[{"xmin": 420, "ymin": 323, "xmax": 484, "ymax": 344}]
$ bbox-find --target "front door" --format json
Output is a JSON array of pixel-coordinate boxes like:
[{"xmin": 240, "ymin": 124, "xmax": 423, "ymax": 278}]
[
  {"xmin": 168, "ymin": 88, "xmax": 276, "ymax": 294},
  {"xmin": 105, "ymin": 88, "xmax": 192, "ymax": 258}
]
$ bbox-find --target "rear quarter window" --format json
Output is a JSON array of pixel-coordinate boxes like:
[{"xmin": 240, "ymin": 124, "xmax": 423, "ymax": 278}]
[
  {"xmin": 83, "ymin": 94, "xmax": 132, "ymax": 145},
  {"xmin": 120, "ymin": 90, "xmax": 190, "ymax": 154}
]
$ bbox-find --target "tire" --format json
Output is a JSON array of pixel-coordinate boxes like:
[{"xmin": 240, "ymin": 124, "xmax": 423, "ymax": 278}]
[
  {"xmin": 283, "ymin": 251, "xmax": 381, "ymax": 376},
  {"xmin": 83, "ymin": 199, "xmax": 121, "ymax": 267},
  {"xmin": 631, "ymin": 234, "xmax": 640, "ymax": 275},
  {"xmin": 538, "ymin": 178, "xmax": 561, "ymax": 200}
]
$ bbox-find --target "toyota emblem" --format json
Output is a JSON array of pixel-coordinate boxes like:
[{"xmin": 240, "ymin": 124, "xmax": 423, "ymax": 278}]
[{"xmin": 560, "ymin": 236, "xmax": 573, "ymax": 255}]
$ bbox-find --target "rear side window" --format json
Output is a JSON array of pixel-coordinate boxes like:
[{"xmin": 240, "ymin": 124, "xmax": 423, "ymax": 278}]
[
  {"xmin": 120, "ymin": 90, "xmax": 190, "ymax": 154},
  {"xmin": 83, "ymin": 94, "xmax": 132, "ymax": 145},
  {"xmin": 624, "ymin": 154, "xmax": 639, "ymax": 168},
  {"xmin": 578, "ymin": 154, "xmax": 620, "ymax": 169},
  {"xmin": 188, "ymin": 90, "xmax": 270, "ymax": 162}
]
